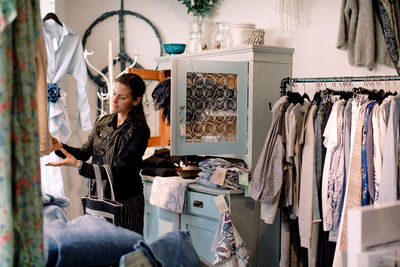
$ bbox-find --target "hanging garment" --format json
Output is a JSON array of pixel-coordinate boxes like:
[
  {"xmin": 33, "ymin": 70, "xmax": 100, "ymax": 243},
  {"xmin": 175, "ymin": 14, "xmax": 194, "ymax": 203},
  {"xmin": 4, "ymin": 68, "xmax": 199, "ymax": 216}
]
[
  {"xmin": 287, "ymin": 100, "xmax": 310, "ymax": 218},
  {"xmin": 0, "ymin": 0, "xmax": 44, "ymax": 265},
  {"xmin": 377, "ymin": 96, "xmax": 400, "ymax": 204},
  {"xmin": 35, "ymin": 29, "xmax": 52, "ymax": 156},
  {"xmin": 298, "ymin": 104, "xmax": 318, "ymax": 249},
  {"xmin": 249, "ymin": 95, "xmax": 289, "ymax": 204},
  {"xmin": 372, "ymin": 103, "xmax": 383, "ymax": 202},
  {"xmin": 279, "ymin": 211, "xmax": 291, "ymax": 267},
  {"xmin": 373, "ymin": 95, "xmax": 395, "ymax": 202},
  {"xmin": 366, "ymin": 104, "xmax": 376, "ymax": 202},
  {"xmin": 361, "ymin": 101, "xmax": 376, "ymax": 205},
  {"xmin": 339, "ymin": 103, "xmax": 367, "ymax": 252},
  {"xmin": 343, "ymin": 99, "xmax": 353, "ymax": 186},
  {"xmin": 313, "ymin": 104, "xmax": 325, "ymax": 223},
  {"xmin": 41, "ymin": 20, "xmax": 93, "ymax": 197},
  {"xmin": 326, "ymin": 104, "xmax": 346, "ymax": 241},
  {"xmin": 374, "ymin": 0, "xmax": 400, "ymax": 74},
  {"xmin": 42, "ymin": 20, "xmax": 92, "ymax": 142},
  {"xmin": 212, "ymin": 211, "xmax": 250, "ymax": 267},
  {"xmin": 332, "ymin": 99, "xmax": 364, "ymax": 267},
  {"xmin": 329, "ymin": 99, "xmax": 353, "ymax": 242},
  {"xmin": 315, "ymin": 101, "xmax": 338, "ymax": 267},
  {"xmin": 282, "ymin": 103, "xmax": 295, "ymax": 208},
  {"xmin": 321, "ymin": 99, "xmax": 346, "ymax": 231},
  {"xmin": 336, "ymin": 0, "xmax": 392, "ymax": 70}
]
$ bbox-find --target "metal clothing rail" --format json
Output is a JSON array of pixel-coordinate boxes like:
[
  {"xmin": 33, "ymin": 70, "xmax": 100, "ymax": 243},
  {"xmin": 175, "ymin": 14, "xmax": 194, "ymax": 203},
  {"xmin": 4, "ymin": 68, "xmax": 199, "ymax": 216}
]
[{"xmin": 280, "ymin": 75, "xmax": 400, "ymax": 96}]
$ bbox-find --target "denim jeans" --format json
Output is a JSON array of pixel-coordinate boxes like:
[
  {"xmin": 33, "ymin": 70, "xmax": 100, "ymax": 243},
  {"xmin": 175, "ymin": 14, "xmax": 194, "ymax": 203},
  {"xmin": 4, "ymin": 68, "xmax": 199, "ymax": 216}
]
[
  {"xmin": 44, "ymin": 215, "xmax": 144, "ymax": 267},
  {"xmin": 120, "ymin": 231, "xmax": 200, "ymax": 267}
]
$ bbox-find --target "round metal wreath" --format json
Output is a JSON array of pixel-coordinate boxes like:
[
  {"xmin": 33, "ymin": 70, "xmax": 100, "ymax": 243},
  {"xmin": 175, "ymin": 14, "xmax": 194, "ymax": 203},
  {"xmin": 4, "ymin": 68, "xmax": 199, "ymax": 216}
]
[{"xmin": 82, "ymin": 9, "xmax": 163, "ymax": 89}]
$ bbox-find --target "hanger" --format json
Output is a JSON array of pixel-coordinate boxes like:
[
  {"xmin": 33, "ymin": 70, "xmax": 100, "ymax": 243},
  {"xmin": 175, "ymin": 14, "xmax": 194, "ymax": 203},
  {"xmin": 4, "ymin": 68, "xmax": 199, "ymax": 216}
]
[
  {"xmin": 302, "ymin": 92, "xmax": 311, "ymax": 102},
  {"xmin": 311, "ymin": 91, "xmax": 320, "ymax": 102},
  {"xmin": 43, "ymin": 12, "xmax": 62, "ymax": 27},
  {"xmin": 287, "ymin": 91, "xmax": 303, "ymax": 105}
]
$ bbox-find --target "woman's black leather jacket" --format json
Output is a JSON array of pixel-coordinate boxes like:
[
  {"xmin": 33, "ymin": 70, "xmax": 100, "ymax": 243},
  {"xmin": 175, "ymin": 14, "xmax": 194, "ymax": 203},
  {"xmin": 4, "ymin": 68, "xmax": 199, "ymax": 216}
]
[{"xmin": 63, "ymin": 112, "xmax": 150, "ymax": 200}]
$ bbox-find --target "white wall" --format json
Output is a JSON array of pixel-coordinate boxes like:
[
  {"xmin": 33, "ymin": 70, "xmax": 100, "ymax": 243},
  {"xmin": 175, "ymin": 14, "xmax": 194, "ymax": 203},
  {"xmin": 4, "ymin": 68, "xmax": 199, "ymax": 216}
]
[{"xmin": 41, "ymin": 0, "xmax": 398, "ymax": 219}]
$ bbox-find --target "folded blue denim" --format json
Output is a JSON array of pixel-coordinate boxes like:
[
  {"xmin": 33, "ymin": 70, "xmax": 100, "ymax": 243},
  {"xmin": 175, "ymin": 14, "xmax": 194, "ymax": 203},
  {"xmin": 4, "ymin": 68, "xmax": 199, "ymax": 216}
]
[
  {"xmin": 42, "ymin": 194, "xmax": 70, "ymax": 208},
  {"xmin": 120, "ymin": 231, "xmax": 199, "ymax": 267},
  {"xmin": 44, "ymin": 215, "xmax": 143, "ymax": 267},
  {"xmin": 43, "ymin": 205, "xmax": 68, "ymax": 223}
]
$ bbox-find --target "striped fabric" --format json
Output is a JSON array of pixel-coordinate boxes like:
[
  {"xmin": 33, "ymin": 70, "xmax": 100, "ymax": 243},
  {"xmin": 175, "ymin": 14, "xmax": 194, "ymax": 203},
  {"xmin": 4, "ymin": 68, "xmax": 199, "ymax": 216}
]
[
  {"xmin": 249, "ymin": 96, "xmax": 289, "ymax": 204},
  {"xmin": 119, "ymin": 194, "xmax": 145, "ymax": 235},
  {"xmin": 339, "ymin": 104, "xmax": 366, "ymax": 252}
]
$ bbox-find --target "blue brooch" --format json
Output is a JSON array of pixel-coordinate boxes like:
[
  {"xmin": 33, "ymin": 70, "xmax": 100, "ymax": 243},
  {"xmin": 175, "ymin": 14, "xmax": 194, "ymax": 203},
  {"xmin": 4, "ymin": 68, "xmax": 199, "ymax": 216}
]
[{"xmin": 47, "ymin": 83, "xmax": 61, "ymax": 103}]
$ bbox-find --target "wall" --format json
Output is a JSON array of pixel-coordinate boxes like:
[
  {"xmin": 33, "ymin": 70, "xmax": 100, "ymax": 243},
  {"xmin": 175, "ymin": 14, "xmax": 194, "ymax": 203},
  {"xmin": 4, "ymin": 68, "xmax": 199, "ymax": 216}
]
[{"xmin": 40, "ymin": 0, "xmax": 398, "ymax": 219}]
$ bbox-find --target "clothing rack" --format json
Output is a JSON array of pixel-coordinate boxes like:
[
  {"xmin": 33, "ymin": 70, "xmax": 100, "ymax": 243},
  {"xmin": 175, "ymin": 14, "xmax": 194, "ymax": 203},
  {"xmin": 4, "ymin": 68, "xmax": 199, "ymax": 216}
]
[{"xmin": 280, "ymin": 75, "xmax": 400, "ymax": 96}]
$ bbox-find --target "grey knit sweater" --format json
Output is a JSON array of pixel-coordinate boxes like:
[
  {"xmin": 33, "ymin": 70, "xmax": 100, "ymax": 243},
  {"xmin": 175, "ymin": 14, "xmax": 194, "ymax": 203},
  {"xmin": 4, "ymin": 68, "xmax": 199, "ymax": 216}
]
[{"xmin": 336, "ymin": 0, "xmax": 392, "ymax": 70}]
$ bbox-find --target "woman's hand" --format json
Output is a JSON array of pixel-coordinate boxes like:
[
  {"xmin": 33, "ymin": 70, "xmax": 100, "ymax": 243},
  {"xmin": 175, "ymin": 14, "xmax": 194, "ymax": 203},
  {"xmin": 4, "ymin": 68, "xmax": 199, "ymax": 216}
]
[
  {"xmin": 51, "ymin": 136, "xmax": 63, "ymax": 152},
  {"xmin": 46, "ymin": 148, "xmax": 80, "ymax": 168}
]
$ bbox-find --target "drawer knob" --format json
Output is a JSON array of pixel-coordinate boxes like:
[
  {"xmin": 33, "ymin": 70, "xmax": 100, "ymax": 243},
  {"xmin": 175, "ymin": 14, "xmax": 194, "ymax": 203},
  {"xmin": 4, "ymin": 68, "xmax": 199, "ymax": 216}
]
[{"xmin": 193, "ymin": 200, "xmax": 203, "ymax": 208}]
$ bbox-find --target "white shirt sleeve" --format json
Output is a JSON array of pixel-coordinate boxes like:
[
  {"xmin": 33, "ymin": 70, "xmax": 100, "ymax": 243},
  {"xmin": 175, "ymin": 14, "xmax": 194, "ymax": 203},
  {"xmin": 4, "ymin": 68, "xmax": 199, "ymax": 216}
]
[{"xmin": 70, "ymin": 39, "xmax": 92, "ymax": 131}]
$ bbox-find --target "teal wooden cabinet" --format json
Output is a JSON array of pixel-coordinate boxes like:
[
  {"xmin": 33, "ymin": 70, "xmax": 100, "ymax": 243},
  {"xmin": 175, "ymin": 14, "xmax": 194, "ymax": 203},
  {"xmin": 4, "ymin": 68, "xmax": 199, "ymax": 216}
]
[{"xmin": 152, "ymin": 45, "xmax": 294, "ymax": 266}]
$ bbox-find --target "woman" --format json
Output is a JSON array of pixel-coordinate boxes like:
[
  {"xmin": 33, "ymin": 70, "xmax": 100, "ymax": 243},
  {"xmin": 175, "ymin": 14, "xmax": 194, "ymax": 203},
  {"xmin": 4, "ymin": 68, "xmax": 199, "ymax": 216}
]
[{"xmin": 47, "ymin": 73, "xmax": 150, "ymax": 234}]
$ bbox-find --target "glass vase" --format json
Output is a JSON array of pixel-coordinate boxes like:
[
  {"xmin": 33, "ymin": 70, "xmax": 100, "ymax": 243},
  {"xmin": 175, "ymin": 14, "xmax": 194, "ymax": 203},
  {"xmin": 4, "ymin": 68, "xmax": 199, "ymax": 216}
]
[
  {"xmin": 187, "ymin": 16, "xmax": 209, "ymax": 53},
  {"xmin": 212, "ymin": 22, "xmax": 232, "ymax": 49}
]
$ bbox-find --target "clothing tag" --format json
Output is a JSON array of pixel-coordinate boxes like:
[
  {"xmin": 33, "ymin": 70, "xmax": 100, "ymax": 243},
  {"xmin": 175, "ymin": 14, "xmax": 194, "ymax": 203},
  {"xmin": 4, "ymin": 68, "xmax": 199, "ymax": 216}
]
[
  {"xmin": 180, "ymin": 124, "xmax": 186, "ymax": 136},
  {"xmin": 239, "ymin": 171, "xmax": 249, "ymax": 186},
  {"xmin": 214, "ymin": 194, "xmax": 229, "ymax": 214},
  {"xmin": 210, "ymin": 167, "xmax": 227, "ymax": 186}
]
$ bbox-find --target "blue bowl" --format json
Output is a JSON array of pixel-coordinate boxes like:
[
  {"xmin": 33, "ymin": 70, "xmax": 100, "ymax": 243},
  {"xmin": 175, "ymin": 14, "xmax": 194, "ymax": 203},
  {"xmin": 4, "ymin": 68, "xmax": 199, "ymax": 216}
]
[{"xmin": 163, "ymin": 43, "xmax": 186, "ymax": 55}]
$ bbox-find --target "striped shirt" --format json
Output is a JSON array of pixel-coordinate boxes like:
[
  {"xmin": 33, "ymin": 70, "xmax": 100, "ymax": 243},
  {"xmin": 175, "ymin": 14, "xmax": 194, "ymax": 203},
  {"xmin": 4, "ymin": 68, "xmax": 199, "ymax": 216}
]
[{"xmin": 249, "ymin": 96, "xmax": 289, "ymax": 204}]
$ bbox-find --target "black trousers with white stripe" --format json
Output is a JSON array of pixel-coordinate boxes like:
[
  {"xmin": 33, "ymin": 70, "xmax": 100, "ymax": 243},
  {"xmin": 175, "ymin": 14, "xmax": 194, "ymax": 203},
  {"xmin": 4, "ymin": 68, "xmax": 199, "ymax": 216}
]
[{"xmin": 119, "ymin": 193, "xmax": 144, "ymax": 235}]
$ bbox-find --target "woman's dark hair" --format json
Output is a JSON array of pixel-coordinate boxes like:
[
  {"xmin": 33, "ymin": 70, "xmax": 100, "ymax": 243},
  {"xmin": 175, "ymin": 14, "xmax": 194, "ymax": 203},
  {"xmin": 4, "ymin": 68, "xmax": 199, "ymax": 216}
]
[{"xmin": 115, "ymin": 73, "xmax": 148, "ymax": 127}]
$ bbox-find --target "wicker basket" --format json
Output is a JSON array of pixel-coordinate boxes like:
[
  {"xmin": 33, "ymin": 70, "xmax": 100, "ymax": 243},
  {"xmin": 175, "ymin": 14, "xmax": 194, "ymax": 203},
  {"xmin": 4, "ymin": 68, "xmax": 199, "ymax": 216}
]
[
  {"xmin": 244, "ymin": 28, "xmax": 265, "ymax": 45},
  {"xmin": 230, "ymin": 23, "xmax": 256, "ymax": 45}
]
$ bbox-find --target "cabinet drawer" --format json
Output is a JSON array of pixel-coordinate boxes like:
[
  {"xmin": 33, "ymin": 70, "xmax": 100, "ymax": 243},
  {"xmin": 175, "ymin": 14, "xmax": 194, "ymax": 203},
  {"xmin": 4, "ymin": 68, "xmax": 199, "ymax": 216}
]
[{"xmin": 185, "ymin": 191, "xmax": 223, "ymax": 220}]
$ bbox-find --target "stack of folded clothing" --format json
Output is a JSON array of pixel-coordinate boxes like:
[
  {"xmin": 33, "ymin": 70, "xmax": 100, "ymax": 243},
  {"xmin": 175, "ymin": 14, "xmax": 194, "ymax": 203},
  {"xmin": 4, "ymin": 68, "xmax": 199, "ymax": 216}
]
[
  {"xmin": 196, "ymin": 158, "xmax": 247, "ymax": 190},
  {"xmin": 141, "ymin": 148, "xmax": 179, "ymax": 177}
]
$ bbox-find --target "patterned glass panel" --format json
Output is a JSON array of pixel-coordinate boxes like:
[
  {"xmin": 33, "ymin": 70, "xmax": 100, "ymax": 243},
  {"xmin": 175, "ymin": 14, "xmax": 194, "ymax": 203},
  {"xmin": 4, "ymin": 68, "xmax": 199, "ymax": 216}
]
[
  {"xmin": 186, "ymin": 72, "xmax": 238, "ymax": 143},
  {"xmin": 143, "ymin": 79, "xmax": 159, "ymax": 137}
]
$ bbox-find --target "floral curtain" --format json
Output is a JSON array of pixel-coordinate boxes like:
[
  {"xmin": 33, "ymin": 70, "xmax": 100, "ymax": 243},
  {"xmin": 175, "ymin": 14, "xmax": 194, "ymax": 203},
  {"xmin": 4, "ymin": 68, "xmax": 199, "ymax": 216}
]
[{"xmin": 0, "ymin": 0, "xmax": 44, "ymax": 265}]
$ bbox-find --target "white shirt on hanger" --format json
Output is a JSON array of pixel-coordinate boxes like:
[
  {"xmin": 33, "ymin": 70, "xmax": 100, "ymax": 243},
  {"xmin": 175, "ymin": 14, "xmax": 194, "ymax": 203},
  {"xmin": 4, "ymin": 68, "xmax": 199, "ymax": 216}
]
[
  {"xmin": 42, "ymin": 20, "xmax": 92, "ymax": 142},
  {"xmin": 377, "ymin": 96, "xmax": 400, "ymax": 205}
]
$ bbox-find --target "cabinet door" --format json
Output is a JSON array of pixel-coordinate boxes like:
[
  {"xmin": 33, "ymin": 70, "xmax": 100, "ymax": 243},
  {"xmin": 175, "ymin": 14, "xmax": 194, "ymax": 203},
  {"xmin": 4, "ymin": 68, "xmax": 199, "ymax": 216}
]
[
  {"xmin": 143, "ymin": 203, "xmax": 179, "ymax": 243},
  {"xmin": 170, "ymin": 59, "xmax": 248, "ymax": 155},
  {"xmin": 181, "ymin": 214, "xmax": 219, "ymax": 264},
  {"xmin": 127, "ymin": 68, "xmax": 170, "ymax": 147}
]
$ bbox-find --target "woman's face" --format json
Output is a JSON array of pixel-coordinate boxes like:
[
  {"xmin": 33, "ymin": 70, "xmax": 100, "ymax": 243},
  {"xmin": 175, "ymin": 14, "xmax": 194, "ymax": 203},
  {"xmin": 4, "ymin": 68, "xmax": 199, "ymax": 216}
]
[{"xmin": 111, "ymin": 82, "xmax": 139, "ymax": 115}]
